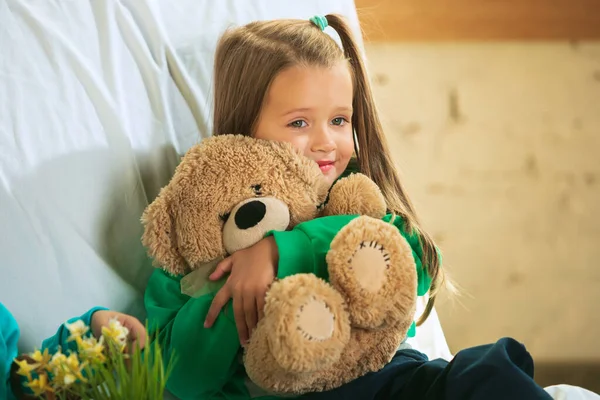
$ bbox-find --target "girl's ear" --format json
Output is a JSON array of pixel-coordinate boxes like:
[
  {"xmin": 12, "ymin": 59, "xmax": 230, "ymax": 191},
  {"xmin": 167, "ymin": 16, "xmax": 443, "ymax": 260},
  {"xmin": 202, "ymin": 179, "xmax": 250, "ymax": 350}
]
[{"xmin": 141, "ymin": 194, "xmax": 187, "ymax": 276}]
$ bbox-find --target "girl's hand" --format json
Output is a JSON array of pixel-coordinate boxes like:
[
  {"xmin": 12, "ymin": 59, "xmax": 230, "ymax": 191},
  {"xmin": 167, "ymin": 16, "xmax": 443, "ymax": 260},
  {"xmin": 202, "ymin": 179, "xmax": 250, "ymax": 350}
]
[
  {"xmin": 91, "ymin": 310, "xmax": 147, "ymax": 350},
  {"xmin": 204, "ymin": 236, "xmax": 279, "ymax": 345}
]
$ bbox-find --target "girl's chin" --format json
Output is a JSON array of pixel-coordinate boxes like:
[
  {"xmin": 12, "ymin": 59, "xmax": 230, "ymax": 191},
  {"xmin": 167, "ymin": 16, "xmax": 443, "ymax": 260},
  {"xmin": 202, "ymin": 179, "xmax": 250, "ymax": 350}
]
[{"xmin": 321, "ymin": 171, "xmax": 340, "ymax": 187}]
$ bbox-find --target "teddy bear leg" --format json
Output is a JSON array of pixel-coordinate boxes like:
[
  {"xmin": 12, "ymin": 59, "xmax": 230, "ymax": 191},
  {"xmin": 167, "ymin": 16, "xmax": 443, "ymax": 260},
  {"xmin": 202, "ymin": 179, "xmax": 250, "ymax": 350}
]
[
  {"xmin": 326, "ymin": 216, "xmax": 418, "ymax": 329},
  {"xmin": 244, "ymin": 274, "xmax": 351, "ymax": 393}
]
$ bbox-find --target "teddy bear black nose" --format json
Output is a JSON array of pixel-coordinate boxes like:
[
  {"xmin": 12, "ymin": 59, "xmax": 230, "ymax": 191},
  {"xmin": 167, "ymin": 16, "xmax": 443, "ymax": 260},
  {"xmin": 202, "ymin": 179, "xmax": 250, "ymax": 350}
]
[{"xmin": 234, "ymin": 200, "xmax": 266, "ymax": 230}]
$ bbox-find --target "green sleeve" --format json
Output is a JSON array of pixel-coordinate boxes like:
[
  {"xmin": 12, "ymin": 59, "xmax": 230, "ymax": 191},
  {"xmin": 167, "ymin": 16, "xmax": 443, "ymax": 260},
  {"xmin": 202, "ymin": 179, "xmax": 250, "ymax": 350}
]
[
  {"xmin": 271, "ymin": 214, "xmax": 433, "ymax": 296},
  {"xmin": 270, "ymin": 215, "xmax": 358, "ymax": 280},
  {"xmin": 382, "ymin": 215, "xmax": 433, "ymax": 297},
  {"xmin": 383, "ymin": 215, "xmax": 437, "ymax": 338},
  {"xmin": 1, "ymin": 303, "xmax": 19, "ymax": 400},
  {"xmin": 144, "ymin": 269, "xmax": 242, "ymax": 400},
  {"xmin": 41, "ymin": 307, "xmax": 108, "ymax": 355}
]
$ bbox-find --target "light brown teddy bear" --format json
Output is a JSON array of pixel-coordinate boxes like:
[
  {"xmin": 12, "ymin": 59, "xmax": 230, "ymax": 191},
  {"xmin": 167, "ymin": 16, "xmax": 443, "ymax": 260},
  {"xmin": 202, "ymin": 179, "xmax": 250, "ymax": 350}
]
[{"xmin": 142, "ymin": 134, "xmax": 417, "ymax": 394}]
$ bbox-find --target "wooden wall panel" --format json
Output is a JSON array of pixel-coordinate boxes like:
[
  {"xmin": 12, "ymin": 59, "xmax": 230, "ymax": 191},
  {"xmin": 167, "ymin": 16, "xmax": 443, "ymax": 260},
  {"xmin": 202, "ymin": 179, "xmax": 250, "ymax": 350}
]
[{"xmin": 354, "ymin": 0, "xmax": 600, "ymax": 41}]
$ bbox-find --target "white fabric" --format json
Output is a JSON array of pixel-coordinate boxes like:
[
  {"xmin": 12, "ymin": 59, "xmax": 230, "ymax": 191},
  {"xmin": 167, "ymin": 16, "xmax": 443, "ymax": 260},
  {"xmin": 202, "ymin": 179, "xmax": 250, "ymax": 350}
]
[
  {"xmin": 406, "ymin": 296, "xmax": 453, "ymax": 361},
  {"xmin": 0, "ymin": 0, "xmax": 364, "ymax": 351},
  {"xmin": 1, "ymin": 0, "xmax": 196, "ymax": 350},
  {"xmin": 546, "ymin": 385, "xmax": 600, "ymax": 399}
]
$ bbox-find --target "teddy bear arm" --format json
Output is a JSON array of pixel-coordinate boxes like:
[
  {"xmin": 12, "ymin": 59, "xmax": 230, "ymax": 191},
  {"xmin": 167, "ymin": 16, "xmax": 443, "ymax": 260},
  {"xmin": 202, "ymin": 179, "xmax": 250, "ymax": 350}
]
[{"xmin": 321, "ymin": 173, "xmax": 387, "ymax": 218}]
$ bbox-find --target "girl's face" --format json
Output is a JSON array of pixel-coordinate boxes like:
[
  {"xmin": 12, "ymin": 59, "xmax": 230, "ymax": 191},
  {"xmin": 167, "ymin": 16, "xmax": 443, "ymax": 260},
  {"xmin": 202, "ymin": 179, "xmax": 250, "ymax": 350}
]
[{"xmin": 254, "ymin": 62, "xmax": 354, "ymax": 187}]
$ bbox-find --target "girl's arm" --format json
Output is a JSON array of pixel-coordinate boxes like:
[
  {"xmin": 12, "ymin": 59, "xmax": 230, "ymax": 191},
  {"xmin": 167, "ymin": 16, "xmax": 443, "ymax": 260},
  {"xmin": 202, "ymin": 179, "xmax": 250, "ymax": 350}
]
[
  {"xmin": 40, "ymin": 307, "xmax": 108, "ymax": 354},
  {"xmin": 145, "ymin": 269, "xmax": 242, "ymax": 400},
  {"xmin": 1, "ymin": 303, "xmax": 19, "ymax": 400},
  {"xmin": 271, "ymin": 214, "xmax": 433, "ymax": 296},
  {"xmin": 2, "ymin": 305, "xmax": 110, "ymax": 399},
  {"xmin": 270, "ymin": 214, "xmax": 433, "ymax": 338}
]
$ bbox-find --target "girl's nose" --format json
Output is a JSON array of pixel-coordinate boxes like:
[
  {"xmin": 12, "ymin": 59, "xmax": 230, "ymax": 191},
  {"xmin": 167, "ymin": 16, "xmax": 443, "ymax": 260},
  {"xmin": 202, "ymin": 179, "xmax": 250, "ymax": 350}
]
[{"xmin": 311, "ymin": 126, "xmax": 336, "ymax": 153}]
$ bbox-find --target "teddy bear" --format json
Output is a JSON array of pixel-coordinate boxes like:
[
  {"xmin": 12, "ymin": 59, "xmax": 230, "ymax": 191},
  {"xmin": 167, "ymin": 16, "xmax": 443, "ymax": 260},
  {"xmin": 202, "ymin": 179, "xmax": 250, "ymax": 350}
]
[{"xmin": 141, "ymin": 134, "xmax": 418, "ymax": 394}]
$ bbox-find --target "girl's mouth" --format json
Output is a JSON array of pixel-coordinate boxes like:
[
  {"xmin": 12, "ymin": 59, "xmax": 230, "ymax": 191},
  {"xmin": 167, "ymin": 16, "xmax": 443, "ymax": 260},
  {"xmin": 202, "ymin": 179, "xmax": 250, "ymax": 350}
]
[{"xmin": 317, "ymin": 160, "xmax": 335, "ymax": 173}]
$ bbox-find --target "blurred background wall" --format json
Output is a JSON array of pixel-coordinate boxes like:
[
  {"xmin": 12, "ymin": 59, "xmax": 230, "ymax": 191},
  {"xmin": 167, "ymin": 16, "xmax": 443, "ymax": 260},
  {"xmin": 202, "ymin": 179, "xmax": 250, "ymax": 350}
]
[{"xmin": 354, "ymin": 0, "xmax": 600, "ymax": 391}]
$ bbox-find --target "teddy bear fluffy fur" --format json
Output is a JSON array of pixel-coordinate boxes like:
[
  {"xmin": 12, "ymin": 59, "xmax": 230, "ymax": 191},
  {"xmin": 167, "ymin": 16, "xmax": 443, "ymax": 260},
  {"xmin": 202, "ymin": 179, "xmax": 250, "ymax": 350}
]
[{"xmin": 142, "ymin": 135, "xmax": 418, "ymax": 394}]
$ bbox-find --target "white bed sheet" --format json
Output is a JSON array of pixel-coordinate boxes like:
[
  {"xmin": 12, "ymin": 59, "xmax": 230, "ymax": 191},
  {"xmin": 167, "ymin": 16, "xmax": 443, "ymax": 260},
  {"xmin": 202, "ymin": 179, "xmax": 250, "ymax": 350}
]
[
  {"xmin": 1, "ymin": 0, "xmax": 197, "ymax": 350},
  {"xmin": 0, "ymin": 0, "xmax": 370, "ymax": 353},
  {"xmin": 546, "ymin": 386, "xmax": 600, "ymax": 400}
]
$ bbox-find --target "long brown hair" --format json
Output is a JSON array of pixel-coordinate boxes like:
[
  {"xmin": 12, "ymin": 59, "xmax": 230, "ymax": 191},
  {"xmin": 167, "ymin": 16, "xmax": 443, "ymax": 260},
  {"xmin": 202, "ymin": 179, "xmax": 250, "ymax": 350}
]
[{"xmin": 212, "ymin": 14, "xmax": 444, "ymax": 325}]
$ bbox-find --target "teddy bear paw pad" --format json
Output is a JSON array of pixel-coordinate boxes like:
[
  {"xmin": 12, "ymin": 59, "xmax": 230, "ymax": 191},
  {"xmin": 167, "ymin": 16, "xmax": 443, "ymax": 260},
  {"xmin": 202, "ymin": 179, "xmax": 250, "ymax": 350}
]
[
  {"xmin": 327, "ymin": 216, "xmax": 416, "ymax": 328},
  {"xmin": 263, "ymin": 275, "xmax": 351, "ymax": 373},
  {"xmin": 348, "ymin": 240, "xmax": 390, "ymax": 293},
  {"xmin": 296, "ymin": 296, "xmax": 335, "ymax": 341}
]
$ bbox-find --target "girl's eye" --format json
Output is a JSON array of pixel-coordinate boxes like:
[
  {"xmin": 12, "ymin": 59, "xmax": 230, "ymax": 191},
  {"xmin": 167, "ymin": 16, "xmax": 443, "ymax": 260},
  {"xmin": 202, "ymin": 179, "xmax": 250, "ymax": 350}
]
[
  {"xmin": 289, "ymin": 120, "xmax": 307, "ymax": 128},
  {"xmin": 331, "ymin": 117, "xmax": 347, "ymax": 126}
]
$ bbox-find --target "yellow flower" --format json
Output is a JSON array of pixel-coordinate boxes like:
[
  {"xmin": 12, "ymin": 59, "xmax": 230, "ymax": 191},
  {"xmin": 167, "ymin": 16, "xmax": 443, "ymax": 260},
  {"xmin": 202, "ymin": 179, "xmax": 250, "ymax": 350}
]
[
  {"xmin": 30, "ymin": 348, "xmax": 51, "ymax": 366},
  {"xmin": 65, "ymin": 319, "xmax": 89, "ymax": 342},
  {"xmin": 102, "ymin": 318, "xmax": 129, "ymax": 351},
  {"xmin": 48, "ymin": 352, "xmax": 88, "ymax": 390},
  {"xmin": 62, "ymin": 372, "xmax": 77, "ymax": 386},
  {"xmin": 53, "ymin": 368, "xmax": 76, "ymax": 388},
  {"xmin": 13, "ymin": 358, "xmax": 40, "ymax": 379},
  {"xmin": 49, "ymin": 351, "xmax": 67, "ymax": 367},
  {"xmin": 65, "ymin": 353, "xmax": 87, "ymax": 382},
  {"xmin": 26, "ymin": 372, "xmax": 53, "ymax": 396},
  {"xmin": 48, "ymin": 352, "xmax": 69, "ymax": 388},
  {"xmin": 79, "ymin": 336, "xmax": 106, "ymax": 363}
]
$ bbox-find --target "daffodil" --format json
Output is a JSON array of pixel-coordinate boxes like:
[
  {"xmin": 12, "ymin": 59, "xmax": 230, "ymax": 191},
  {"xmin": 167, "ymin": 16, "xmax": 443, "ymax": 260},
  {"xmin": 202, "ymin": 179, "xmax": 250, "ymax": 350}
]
[
  {"xmin": 65, "ymin": 319, "xmax": 89, "ymax": 342},
  {"xmin": 102, "ymin": 318, "xmax": 129, "ymax": 350},
  {"xmin": 62, "ymin": 372, "xmax": 76, "ymax": 386},
  {"xmin": 49, "ymin": 351, "xmax": 67, "ymax": 366},
  {"xmin": 65, "ymin": 353, "xmax": 87, "ymax": 382},
  {"xmin": 13, "ymin": 358, "xmax": 40, "ymax": 380},
  {"xmin": 48, "ymin": 352, "xmax": 87, "ymax": 390},
  {"xmin": 78, "ymin": 335, "xmax": 106, "ymax": 363},
  {"xmin": 26, "ymin": 372, "xmax": 53, "ymax": 396},
  {"xmin": 17, "ymin": 319, "xmax": 170, "ymax": 399},
  {"xmin": 52, "ymin": 368, "xmax": 77, "ymax": 389},
  {"xmin": 30, "ymin": 348, "xmax": 51, "ymax": 366},
  {"xmin": 48, "ymin": 351, "xmax": 74, "ymax": 389},
  {"xmin": 48, "ymin": 352, "xmax": 68, "ymax": 388}
]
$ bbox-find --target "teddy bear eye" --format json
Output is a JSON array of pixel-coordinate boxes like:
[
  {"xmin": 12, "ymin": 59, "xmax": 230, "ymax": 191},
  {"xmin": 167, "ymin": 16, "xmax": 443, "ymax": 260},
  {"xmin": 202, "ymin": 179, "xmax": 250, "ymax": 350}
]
[
  {"xmin": 252, "ymin": 184, "xmax": 263, "ymax": 196},
  {"xmin": 220, "ymin": 212, "xmax": 231, "ymax": 223}
]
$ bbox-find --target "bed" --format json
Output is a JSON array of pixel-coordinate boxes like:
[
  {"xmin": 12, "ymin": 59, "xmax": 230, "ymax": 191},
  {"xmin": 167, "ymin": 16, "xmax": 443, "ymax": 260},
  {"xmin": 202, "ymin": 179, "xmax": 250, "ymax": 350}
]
[{"xmin": 0, "ymin": 0, "xmax": 596, "ymax": 398}]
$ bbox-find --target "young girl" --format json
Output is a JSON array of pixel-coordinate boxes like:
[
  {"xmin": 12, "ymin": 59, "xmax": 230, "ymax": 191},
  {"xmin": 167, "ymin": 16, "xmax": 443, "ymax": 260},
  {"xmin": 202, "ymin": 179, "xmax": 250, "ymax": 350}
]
[{"xmin": 144, "ymin": 14, "xmax": 553, "ymax": 400}]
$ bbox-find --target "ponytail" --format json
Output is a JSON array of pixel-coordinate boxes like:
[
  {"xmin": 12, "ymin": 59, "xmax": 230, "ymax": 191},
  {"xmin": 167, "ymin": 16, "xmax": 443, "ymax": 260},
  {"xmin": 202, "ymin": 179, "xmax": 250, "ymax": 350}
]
[{"xmin": 326, "ymin": 14, "xmax": 445, "ymax": 325}]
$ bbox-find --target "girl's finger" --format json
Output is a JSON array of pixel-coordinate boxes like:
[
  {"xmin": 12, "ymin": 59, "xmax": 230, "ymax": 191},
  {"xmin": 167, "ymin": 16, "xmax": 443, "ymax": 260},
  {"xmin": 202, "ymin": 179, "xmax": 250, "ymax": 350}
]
[
  {"xmin": 209, "ymin": 257, "xmax": 233, "ymax": 281},
  {"xmin": 204, "ymin": 286, "xmax": 231, "ymax": 328},
  {"xmin": 122, "ymin": 315, "xmax": 147, "ymax": 350},
  {"xmin": 233, "ymin": 292, "xmax": 249, "ymax": 345},
  {"xmin": 257, "ymin": 290, "xmax": 266, "ymax": 322},
  {"xmin": 243, "ymin": 293, "xmax": 258, "ymax": 342}
]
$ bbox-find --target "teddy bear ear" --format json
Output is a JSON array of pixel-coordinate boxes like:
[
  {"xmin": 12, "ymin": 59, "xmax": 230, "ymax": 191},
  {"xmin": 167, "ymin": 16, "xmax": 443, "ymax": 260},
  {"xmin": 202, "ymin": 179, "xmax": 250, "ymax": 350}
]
[{"xmin": 141, "ymin": 194, "xmax": 187, "ymax": 276}]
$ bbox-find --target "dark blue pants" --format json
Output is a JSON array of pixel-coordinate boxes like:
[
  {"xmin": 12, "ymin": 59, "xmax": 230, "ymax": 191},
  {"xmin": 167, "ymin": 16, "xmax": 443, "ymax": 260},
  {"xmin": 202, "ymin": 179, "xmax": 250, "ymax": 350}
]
[{"xmin": 301, "ymin": 337, "xmax": 551, "ymax": 400}]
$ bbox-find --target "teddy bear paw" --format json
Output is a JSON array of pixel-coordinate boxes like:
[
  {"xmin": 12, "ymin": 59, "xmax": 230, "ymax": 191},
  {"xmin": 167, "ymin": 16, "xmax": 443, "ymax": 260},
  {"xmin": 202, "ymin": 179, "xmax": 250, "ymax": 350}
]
[
  {"xmin": 321, "ymin": 173, "xmax": 387, "ymax": 219},
  {"xmin": 262, "ymin": 274, "xmax": 351, "ymax": 374},
  {"xmin": 327, "ymin": 216, "xmax": 418, "ymax": 329}
]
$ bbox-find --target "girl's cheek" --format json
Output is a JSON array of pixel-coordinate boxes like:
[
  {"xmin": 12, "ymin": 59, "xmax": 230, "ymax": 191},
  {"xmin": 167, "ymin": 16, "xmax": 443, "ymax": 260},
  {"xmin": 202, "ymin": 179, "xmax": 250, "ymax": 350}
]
[{"xmin": 288, "ymin": 137, "xmax": 309, "ymax": 155}]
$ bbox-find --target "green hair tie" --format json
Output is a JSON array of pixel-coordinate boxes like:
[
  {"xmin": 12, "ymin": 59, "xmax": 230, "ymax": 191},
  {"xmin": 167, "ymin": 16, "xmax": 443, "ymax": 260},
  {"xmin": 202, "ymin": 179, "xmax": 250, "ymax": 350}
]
[{"xmin": 309, "ymin": 15, "xmax": 328, "ymax": 31}]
